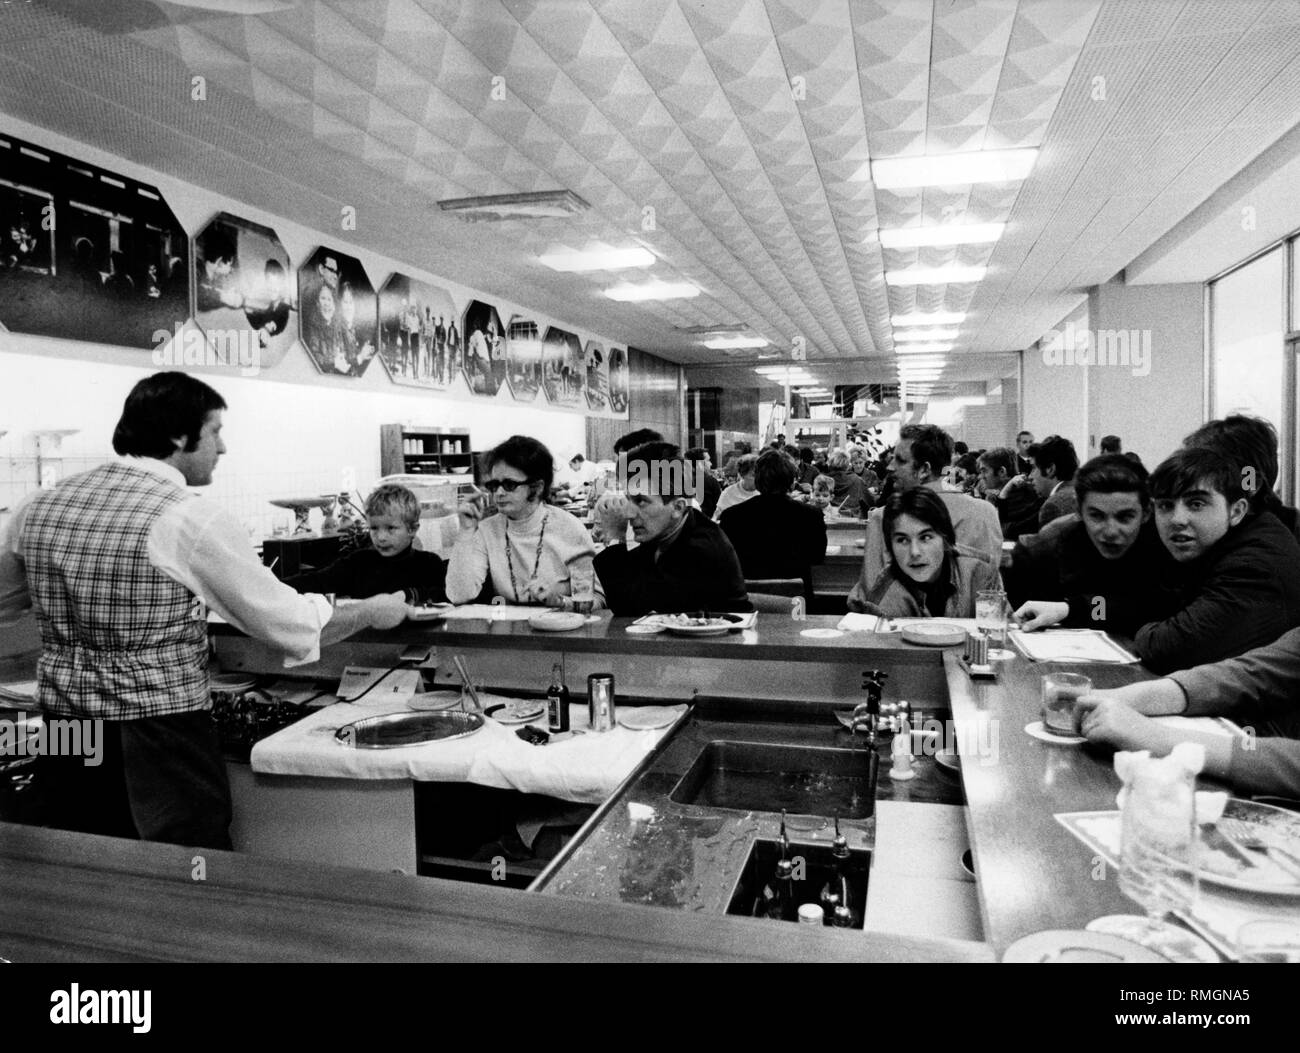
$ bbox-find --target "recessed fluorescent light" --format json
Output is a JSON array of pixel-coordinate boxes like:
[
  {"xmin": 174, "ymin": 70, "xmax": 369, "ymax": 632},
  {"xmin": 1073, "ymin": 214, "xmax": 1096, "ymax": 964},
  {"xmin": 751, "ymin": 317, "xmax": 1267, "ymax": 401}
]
[
  {"xmin": 439, "ymin": 189, "xmax": 590, "ymax": 221},
  {"xmin": 879, "ymin": 223, "xmax": 1004, "ymax": 249},
  {"xmin": 540, "ymin": 247, "xmax": 655, "ymax": 272},
  {"xmin": 885, "ymin": 265, "xmax": 986, "ymax": 286},
  {"xmin": 894, "ymin": 329, "xmax": 958, "ymax": 342},
  {"xmin": 702, "ymin": 335, "xmax": 769, "ymax": 350},
  {"xmin": 603, "ymin": 280, "xmax": 699, "ymax": 302},
  {"xmin": 871, "ymin": 149, "xmax": 1037, "ymax": 190},
  {"xmin": 892, "ymin": 311, "xmax": 966, "ymax": 326},
  {"xmin": 896, "ymin": 343, "xmax": 954, "ymax": 355}
]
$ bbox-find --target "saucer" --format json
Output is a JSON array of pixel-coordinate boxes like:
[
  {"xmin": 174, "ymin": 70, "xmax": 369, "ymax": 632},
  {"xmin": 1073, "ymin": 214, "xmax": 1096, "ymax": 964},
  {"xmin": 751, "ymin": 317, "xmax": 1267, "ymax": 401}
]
[{"xmin": 1025, "ymin": 720, "xmax": 1084, "ymax": 745}]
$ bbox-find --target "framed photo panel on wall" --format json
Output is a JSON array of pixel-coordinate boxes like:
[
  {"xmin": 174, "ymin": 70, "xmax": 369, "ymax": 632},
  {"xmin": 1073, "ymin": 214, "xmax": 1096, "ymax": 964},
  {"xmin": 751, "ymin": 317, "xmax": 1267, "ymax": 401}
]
[{"xmin": 297, "ymin": 246, "xmax": 378, "ymax": 377}]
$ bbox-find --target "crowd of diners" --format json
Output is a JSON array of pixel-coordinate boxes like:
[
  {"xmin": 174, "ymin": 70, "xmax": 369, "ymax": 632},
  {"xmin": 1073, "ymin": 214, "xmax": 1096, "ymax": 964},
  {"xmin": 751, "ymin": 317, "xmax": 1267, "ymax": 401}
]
[{"xmin": 3, "ymin": 370, "xmax": 1299, "ymax": 851}]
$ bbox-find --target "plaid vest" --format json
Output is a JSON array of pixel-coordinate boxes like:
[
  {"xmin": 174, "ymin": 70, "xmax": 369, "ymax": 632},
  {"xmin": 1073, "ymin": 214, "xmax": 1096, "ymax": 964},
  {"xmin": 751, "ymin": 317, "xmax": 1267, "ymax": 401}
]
[{"xmin": 20, "ymin": 462, "xmax": 209, "ymax": 720}]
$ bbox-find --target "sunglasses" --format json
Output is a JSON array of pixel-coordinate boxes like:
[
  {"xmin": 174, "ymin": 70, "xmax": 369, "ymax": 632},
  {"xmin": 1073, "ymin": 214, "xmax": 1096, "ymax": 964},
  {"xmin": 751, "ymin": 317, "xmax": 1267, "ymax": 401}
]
[{"xmin": 483, "ymin": 479, "xmax": 534, "ymax": 494}]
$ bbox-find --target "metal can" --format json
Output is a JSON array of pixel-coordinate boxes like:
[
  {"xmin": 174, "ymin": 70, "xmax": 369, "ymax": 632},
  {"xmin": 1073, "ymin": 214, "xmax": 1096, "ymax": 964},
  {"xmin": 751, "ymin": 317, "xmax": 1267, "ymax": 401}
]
[{"xmin": 587, "ymin": 673, "xmax": 616, "ymax": 732}]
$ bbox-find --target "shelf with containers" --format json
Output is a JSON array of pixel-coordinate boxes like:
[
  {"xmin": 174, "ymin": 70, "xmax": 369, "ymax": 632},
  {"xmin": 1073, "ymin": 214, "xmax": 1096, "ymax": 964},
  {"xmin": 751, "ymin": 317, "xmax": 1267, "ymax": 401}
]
[{"xmin": 380, "ymin": 424, "xmax": 477, "ymax": 478}]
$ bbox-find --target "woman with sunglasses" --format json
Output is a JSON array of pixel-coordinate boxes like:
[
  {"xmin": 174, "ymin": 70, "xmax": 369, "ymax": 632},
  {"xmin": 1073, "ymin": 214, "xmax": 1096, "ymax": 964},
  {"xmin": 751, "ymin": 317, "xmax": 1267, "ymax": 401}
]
[
  {"xmin": 445, "ymin": 435, "xmax": 603, "ymax": 609},
  {"xmin": 852, "ymin": 488, "xmax": 1000, "ymax": 618}
]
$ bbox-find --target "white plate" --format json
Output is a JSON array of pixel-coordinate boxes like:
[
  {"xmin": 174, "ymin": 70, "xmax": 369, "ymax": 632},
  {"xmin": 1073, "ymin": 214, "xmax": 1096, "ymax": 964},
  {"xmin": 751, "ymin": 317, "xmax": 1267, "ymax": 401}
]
[
  {"xmin": 528, "ymin": 612, "xmax": 586, "ymax": 632},
  {"xmin": 935, "ymin": 748, "xmax": 961, "ymax": 773},
  {"xmin": 210, "ymin": 673, "xmax": 257, "ymax": 694},
  {"xmin": 1085, "ymin": 916, "xmax": 1219, "ymax": 963},
  {"xmin": 625, "ymin": 623, "xmax": 665, "ymax": 635},
  {"xmin": 406, "ymin": 603, "xmax": 451, "ymax": 621},
  {"xmin": 485, "ymin": 701, "xmax": 546, "ymax": 725},
  {"xmin": 618, "ymin": 706, "xmax": 684, "ymax": 731},
  {"xmin": 666, "ymin": 622, "xmax": 733, "ymax": 636},
  {"xmin": 407, "ymin": 691, "xmax": 462, "ymax": 712},
  {"xmin": 1199, "ymin": 798, "xmax": 1300, "ymax": 897},
  {"xmin": 1003, "ymin": 929, "xmax": 1169, "ymax": 963},
  {"xmin": 1025, "ymin": 720, "xmax": 1084, "ymax": 745},
  {"xmin": 800, "ymin": 628, "xmax": 844, "ymax": 639},
  {"xmin": 901, "ymin": 623, "xmax": 967, "ymax": 647}
]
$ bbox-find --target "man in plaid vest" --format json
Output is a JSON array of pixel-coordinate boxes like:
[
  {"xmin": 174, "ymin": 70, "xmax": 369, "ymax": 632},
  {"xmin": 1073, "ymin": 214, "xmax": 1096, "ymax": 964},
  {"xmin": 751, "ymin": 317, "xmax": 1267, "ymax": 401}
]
[{"xmin": 0, "ymin": 373, "xmax": 406, "ymax": 849}]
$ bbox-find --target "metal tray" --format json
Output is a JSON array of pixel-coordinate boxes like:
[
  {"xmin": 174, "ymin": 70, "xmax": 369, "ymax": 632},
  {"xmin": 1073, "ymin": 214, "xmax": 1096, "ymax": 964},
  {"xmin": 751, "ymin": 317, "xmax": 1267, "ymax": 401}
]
[{"xmin": 335, "ymin": 710, "xmax": 484, "ymax": 749}]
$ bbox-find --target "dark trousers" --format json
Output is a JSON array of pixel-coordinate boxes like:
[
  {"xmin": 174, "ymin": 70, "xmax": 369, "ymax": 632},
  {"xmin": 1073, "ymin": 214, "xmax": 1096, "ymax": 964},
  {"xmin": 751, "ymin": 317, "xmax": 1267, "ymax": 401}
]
[{"xmin": 35, "ymin": 710, "xmax": 232, "ymax": 850}]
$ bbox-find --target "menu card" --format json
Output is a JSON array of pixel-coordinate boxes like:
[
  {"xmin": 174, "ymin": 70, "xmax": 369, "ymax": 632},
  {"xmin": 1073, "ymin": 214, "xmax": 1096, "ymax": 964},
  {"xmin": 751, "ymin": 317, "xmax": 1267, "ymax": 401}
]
[{"xmin": 1009, "ymin": 629, "xmax": 1139, "ymax": 664}]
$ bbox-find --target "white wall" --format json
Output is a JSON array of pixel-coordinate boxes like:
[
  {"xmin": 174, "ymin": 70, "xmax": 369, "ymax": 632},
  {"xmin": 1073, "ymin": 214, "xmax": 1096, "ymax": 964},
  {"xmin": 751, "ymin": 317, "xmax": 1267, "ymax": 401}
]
[
  {"xmin": 1086, "ymin": 281, "xmax": 1204, "ymax": 467},
  {"xmin": 0, "ymin": 115, "xmax": 615, "ymax": 534},
  {"xmin": 1020, "ymin": 300, "xmax": 1089, "ymax": 453}
]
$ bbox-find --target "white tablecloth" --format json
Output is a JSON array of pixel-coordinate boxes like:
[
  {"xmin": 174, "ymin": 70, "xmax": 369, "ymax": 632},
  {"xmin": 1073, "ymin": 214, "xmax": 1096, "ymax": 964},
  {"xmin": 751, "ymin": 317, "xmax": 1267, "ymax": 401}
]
[{"xmin": 249, "ymin": 698, "xmax": 686, "ymax": 805}]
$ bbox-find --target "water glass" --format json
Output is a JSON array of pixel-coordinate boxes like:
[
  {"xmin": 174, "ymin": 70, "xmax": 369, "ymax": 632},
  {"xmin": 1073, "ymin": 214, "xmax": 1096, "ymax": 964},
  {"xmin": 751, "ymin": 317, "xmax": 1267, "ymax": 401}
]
[
  {"xmin": 1041, "ymin": 672, "xmax": 1091, "ymax": 735},
  {"xmin": 975, "ymin": 589, "xmax": 1008, "ymax": 647}
]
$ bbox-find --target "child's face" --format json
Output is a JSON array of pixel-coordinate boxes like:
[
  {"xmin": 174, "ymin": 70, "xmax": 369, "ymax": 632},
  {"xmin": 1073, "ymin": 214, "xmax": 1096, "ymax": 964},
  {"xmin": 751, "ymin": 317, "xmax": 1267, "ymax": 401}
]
[
  {"xmin": 368, "ymin": 512, "xmax": 417, "ymax": 557},
  {"xmin": 1154, "ymin": 482, "xmax": 1245, "ymax": 563}
]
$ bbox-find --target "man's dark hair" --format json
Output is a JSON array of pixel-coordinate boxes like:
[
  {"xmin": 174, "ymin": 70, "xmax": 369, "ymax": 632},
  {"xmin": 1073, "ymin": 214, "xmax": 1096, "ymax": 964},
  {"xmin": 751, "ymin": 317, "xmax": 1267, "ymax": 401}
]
[
  {"xmin": 955, "ymin": 452, "xmax": 979, "ymax": 476},
  {"xmin": 736, "ymin": 453, "xmax": 760, "ymax": 476},
  {"xmin": 1016, "ymin": 430, "xmax": 1033, "ymax": 442},
  {"xmin": 753, "ymin": 449, "xmax": 795, "ymax": 495},
  {"xmin": 898, "ymin": 423, "xmax": 954, "ymax": 479},
  {"xmin": 1183, "ymin": 415, "xmax": 1279, "ymax": 512},
  {"xmin": 799, "ymin": 447, "xmax": 814, "ymax": 464},
  {"xmin": 977, "ymin": 447, "xmax": 1016, "ymax": 478},
  {"xmin": 881, "ymin": 487, "xmax": 957, "ymax": 549},
  {"xmin": 1075, "ymin": 454, "xmax": 1150, "ymax": 510},
  {"xmin": 953, "ymin": 441, "xmax": 969, "ymax": 456},
  {"xmin": 624, "ymin": 441, "xmax": 692, "ymax": 500},
  {"xmin": 202, "ymin": 227, "xmax": 237, "ymax": 265},
  {"xmin": 1027, "ymin": 435, "xmax": 1079, "ymax": 482},
  {"xmin": 1149, "ymin": 446, "xmax": 1245, "ymax": 505},
  {"xmin": 1099, "ymin": 435, "xmax": 1122, "ymax": 454},
  {"xmin": 112, "ymin": 372, "xmax": 227, "ymax": 458},
  {"xmin": 684, "ymin": 447, "xmax": 708, "ymax": 462},
  {"xmin": 613, "ymin": 428, "xmax": 663, "ymax": 456},
  {"xmin": 488, "ymin": 435, "xmax": 555, "ymax": 501}
]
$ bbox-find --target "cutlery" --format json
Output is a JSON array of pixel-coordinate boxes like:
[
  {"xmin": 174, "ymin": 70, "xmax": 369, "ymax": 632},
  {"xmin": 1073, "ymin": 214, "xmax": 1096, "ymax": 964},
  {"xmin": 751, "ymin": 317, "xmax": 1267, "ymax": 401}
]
[{"xmin": 1218, "ymin": 819, "xmax": 1300, "ymax": 880}]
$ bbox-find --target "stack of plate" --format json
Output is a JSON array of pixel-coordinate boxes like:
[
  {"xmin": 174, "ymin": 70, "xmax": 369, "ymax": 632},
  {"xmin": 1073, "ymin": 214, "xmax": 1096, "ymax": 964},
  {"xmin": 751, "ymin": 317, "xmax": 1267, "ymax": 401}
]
[{"xmin": 0, "ymin": 680, "xmax": 37, "ymax": 705}]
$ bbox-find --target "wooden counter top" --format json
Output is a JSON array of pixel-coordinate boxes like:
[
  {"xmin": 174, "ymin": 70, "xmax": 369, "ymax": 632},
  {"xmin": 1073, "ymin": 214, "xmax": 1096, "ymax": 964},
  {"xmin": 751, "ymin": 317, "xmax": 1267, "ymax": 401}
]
[
  {"xmin": 210, "ymin": 613, "xmax": 943, "ymax": 665},
  {"xmin": 0, "ymin": 822, "xmax": 992, "ymax": 963}
]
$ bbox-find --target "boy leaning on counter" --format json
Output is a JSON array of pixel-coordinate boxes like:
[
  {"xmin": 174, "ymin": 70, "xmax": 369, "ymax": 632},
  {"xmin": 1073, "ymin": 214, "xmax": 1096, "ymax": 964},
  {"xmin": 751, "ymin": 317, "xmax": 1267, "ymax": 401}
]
[{"xmin": 282, "ymin": 484, "xmax": 447, "ymax": 605}]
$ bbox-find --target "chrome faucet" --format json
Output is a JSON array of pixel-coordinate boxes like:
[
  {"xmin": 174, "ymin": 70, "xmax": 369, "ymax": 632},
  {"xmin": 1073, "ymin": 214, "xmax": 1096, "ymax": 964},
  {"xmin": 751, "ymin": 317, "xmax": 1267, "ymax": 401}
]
[{"xmin": 848, "ymin": 669, "xmax": 889, "ymax": 741}]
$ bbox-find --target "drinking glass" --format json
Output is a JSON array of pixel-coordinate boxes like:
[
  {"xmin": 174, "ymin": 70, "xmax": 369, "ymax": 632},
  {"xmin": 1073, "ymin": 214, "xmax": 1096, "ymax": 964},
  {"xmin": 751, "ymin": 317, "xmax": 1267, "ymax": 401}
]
[
  {"xmin": 1040, "ymin": 672, "xmax": 1091, "ymax": 735},
  {"xmin": 975, "ymin": 589, "xmax": 1011, "ymax": 658},
  {"xmin": 1091, "ymin": 758, "xmax": 1214, "ymax": 961}
]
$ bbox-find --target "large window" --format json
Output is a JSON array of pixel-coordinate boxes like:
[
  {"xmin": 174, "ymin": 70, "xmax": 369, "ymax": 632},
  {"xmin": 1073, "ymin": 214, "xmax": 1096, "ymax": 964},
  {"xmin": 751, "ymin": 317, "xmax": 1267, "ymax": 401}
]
[{"xmin": 1211, "ymin": 246, "xmax": 1285, "ymax": 424}]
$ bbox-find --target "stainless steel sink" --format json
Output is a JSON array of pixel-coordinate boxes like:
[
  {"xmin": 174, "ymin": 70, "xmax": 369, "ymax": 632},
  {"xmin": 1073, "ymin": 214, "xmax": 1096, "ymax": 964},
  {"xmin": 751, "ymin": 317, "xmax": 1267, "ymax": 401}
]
[{"xmin": 669, "ymin": 740, "xmax": 878, "ymax": 819}]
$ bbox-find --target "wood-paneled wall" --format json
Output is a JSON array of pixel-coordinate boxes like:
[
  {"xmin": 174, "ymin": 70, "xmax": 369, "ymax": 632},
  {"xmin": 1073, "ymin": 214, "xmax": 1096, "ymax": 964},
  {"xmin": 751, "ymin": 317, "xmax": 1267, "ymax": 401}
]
[{"xmin": 586, "ymin": 347, "xmax": 684, "ymax": 457}]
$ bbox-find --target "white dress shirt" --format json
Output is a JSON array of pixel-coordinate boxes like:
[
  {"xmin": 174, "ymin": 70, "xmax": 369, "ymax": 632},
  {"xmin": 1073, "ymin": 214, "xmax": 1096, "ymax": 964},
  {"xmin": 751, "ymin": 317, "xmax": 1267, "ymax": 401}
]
[{"xmin": 0, "ymin": 457, "xmax": 332, "ymax": 666}]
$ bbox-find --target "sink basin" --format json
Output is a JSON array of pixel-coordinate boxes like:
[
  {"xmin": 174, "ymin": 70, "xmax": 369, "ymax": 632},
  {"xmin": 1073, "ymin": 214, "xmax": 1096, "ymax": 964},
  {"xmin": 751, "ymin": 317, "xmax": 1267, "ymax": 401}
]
[
  {"xmin": 727, "ymin": 837, "xmax": 871, "ymax": 928},
  {"xmin": 669, "ymin": 740, "xmax": 878, "ymax": 819}
]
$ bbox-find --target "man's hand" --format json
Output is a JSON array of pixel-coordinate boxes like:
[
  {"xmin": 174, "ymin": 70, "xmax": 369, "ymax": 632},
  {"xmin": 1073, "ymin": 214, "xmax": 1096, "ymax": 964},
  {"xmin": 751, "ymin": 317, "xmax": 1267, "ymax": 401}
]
[
  {"xmin": 362, "ymin": 591, "xmax": 408, "ymax": 630},
  {"xmin": 1075, "ymin": 694, "xmax": 1174, "ymax": 752},
  {"xmin": 1013, "ymin": 599, "xmax": 1068, "ymax": 631}
]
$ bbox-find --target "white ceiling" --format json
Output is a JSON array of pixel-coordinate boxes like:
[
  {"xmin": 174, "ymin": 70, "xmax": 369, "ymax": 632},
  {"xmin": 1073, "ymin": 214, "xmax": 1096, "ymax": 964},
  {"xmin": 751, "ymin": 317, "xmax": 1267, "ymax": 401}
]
[{"xmin": 2, "ymin": 0, "xmax": 1299, "ymax": 393}]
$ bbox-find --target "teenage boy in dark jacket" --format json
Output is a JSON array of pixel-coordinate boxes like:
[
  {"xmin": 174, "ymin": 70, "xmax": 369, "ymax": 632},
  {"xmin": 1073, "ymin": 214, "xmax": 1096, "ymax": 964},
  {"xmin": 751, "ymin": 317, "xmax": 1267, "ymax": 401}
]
[{"xmin": 1132, "ymin": 447, "xmax": 1300, "ymax": 674}]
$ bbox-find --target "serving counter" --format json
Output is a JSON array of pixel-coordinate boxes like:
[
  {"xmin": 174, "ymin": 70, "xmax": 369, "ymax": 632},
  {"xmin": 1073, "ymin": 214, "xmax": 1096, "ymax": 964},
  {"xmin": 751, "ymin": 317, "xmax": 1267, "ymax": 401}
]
[{"xmin": 6, "ymin": 608, "xmax": 1234, "ymax": 961}]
